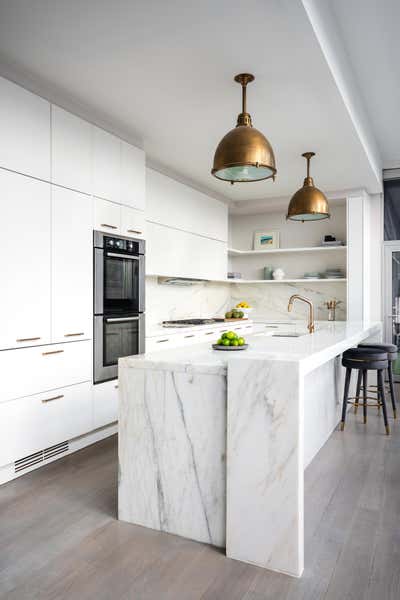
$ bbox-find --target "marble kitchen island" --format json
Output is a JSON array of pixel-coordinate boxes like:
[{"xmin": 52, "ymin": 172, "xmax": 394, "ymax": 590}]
[{"xmin": 118, "ymin": 320, "xmax": 381, "ymax": 577}]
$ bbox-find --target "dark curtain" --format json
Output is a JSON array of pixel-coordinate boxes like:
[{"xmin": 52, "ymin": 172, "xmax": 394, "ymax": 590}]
[{"xmin": 384, "ymin": 178, "xmax": 400, "ymax": 240}]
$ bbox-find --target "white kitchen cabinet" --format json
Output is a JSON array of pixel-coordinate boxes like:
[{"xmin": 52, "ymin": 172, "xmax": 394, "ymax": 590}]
[
  {"xmin": 93, "ymin": 380, "xmax": 119, "ymax": 429},
  {"xmin": 146, "ymin": 222, "xmax": 227, "ymax": 280},
  {"xmin": 120, "ymin": 140, "xmax": 145, "ymax": 210},
  {"xmin": 51, "ymin": 105, "xmax": 92, "ymax": 194},
  {"xmin": 0, "ymin": 381, "xmax": 93, "ymax": 467},
  {"xmin": 93, "ymin": 197, "xmax": 121, "ymax": 233},
  {"xmin": 146, "ymin": 168, "xmax": 228, "ymax": 242},
  {"xmin": 0, "ymin": 77, "xmax": 50, "ymax": 181},
  {"xmin": 0, "ymin": 340, "xmax": 92, "ymax": 403},
  {"xmin": 93, "ymin": 126, "xmax": 120, "ymax": 202},
  {"xmin": 52, "ymin": 187, "xmax": 93, "ymax": 342},
  {"xmin": 121, "ymin": 205, "xmax": 146, "ymax": 239},
  {"xmin": 0, "ymin": 170, "xmax": 51, "ymax": 350}
]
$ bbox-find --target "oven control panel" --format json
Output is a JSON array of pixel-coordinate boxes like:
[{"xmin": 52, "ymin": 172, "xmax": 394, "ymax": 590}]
[{"xmin": 105, "ymin": 236, "xmax": 138, "ymax": 254}]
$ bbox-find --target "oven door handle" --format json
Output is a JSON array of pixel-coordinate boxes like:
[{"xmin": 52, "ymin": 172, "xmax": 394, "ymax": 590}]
[
  {"xmin": 105, "ymin": 252, "xmax": 140, "ymax": 260},
  {"xmin": 105, "ymin": 316, "xmax": 141, "ymax": 323}
]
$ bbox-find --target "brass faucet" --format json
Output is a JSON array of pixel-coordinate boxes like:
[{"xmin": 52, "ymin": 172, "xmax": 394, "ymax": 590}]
[{"xmin": 288, "ymin": 294, "xmax": 315, "ymax": 334}]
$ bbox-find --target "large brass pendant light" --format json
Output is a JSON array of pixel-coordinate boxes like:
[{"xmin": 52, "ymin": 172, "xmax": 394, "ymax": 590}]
[
  {"xmin": 211, "ymin": 73, "xmax": 276, "ymax": 184},
  {"xmin": 286, "ymin": 152, "xmax": 330, "ymax": 221}
]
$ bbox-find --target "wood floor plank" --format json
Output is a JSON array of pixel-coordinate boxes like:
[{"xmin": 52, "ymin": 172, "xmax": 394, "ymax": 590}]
[{"xmin": 0, "ymin": 413, "xmax": 399, "ymax": 600}]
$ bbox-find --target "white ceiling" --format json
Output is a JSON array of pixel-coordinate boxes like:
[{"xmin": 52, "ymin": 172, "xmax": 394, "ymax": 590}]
[
  {"xmin": 0, "ymin": 0, "xmax": 383, "ymax": 204},
  {"xmin": 330, "ymin": 0, "xmax": 400, "ymax": 169}
]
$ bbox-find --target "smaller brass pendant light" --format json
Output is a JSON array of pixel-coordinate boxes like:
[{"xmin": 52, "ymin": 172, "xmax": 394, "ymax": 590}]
[
  {"xmin": 211, "ymin": 73, "xmax": 276, "ymax": 184},
  {"xmin": 286, "ymin": 152, "xmax": 330, "ymax": 221}
]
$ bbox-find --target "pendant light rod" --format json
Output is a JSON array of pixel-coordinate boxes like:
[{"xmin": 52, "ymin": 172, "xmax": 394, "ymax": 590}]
[
  {"xmin": 302, "ymin": 151, "xmax": 315, "ymax": 179},
  {"xmin": 234, "ymin": 73, "xmax": 254, "ymax": 116}
]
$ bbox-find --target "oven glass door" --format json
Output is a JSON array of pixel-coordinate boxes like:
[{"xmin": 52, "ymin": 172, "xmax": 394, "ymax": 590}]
[
  {"xmin": 103, "ymin": 316, "xmax": 139, "ymax": 367},
  {"xmin": 104, "ymin": 253, "xmax": 141, "ymax": 314}
]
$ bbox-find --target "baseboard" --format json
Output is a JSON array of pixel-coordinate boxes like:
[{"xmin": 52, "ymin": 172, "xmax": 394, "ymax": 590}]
[{"xmin": 0, "ymin": 423, "xmax": 118, "ymax": 485}]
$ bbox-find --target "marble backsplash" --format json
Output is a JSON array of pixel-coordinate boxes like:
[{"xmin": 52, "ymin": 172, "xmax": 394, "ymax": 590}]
[
  {"xmin": 146, "ymin": 277, "xmax": 346, "ymax": 329},
  {"xmin": 230, "ymin": 281, "xmax": 347, "ymax": 321},
  {"xmin": 146, "ymin": 276, "xmax": 231, "ymax": 329}
]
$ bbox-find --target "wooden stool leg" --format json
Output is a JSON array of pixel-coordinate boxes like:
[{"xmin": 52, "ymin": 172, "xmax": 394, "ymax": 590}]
[
  {"xmin": 378, "ymin": 370, "xmax": 390, "ymax": 435},
  {"xmin": 388, "ymin": 363, "xmax": 397, "ymax": 419},
  {"xmin": 362, "ymin": 370, "xmax": 368, "ymax": 424},
  {"xmin": 355, "ymin": 370, "xmax": 362, "ymax": 414},
  {"xmin": 341, "ymin": 367, "xmax": 352, "ymax": 431}
]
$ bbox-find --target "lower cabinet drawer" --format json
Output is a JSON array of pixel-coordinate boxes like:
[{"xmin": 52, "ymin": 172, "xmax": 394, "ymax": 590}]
[
  {"xmin": 93, "ymin": 379, "xmax": 119, "ymax": 429},
  {"xmin": 0, "ymin": 340, "xmax": 91, "ymax": 402},
  {"xmin": 0, "ymin": 382, "xmax": 93, "ymax": 466}
]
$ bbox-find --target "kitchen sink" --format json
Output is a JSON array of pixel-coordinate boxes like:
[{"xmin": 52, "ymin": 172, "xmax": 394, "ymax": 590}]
[{"xmin": 272, "ymin": 332, "xmax": 306, "ymax": 337}]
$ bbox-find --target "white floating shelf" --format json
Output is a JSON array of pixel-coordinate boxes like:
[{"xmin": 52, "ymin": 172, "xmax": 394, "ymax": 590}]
[
  {"xmin": 221, "ymin": 278, "xmax": 347, "ymax": 284},
  {"xmin": 228, "ymin": 245, "xmax": 347, "ymax": 256}
]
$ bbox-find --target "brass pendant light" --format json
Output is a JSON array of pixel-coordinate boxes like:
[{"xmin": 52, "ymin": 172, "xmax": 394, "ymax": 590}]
[
  {"xmin": 211, "ymin": 73, "xmax": 276, "ymax": 184},
  {"xmin": 286, "ymin": 152, "xmax": 330, "ymax": 221}
]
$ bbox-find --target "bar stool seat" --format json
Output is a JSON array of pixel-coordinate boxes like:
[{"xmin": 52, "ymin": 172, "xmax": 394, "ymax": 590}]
[
  {"xmin": 341, "ymin": 347, "xmax": 390, "ymax": 435},
  {"xmin": 357, "ymin": 342, "xmax": 397, "ymax": 418}
]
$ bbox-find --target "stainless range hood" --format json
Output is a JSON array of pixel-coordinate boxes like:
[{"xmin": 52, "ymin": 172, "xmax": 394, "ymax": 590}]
[{"xmin": 157, "ymin": 277, "xmax": 208, "ymax": 286}]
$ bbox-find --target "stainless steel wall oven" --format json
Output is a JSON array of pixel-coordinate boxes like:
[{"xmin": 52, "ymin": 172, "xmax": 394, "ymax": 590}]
[{"xmin": 93, "ymin": 231, "xmax": 145, "ymax": 384}]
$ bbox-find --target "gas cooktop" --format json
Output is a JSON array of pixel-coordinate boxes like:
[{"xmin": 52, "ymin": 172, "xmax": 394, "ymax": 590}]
[{"xmin": 162, "ymin": 318, "xmax": 224, "ymax": 328}]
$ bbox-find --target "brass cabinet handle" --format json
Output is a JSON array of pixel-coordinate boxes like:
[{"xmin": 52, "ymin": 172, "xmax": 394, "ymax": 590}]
[
  {"xmin": 16, "ymin": 337, "xmax": 41, "ymax": 342},
  {"xmin": 114, "ymin": 384, "xmax": 119, "ymax": 389},
  {"xmin": 100, "ymin": 223, "xmax": 118, "ymax": 229},
  {"xmin": 127, "ymin": 229, "xmax": 142, "ymax": 234},
  {"xmin": 42, "ymin": 349, "xmax": 64, "ymax": 356},
  {"xmin": 42, "ymin": 394, "xmax": 64, "ymax": 404},
  {"xmin": 205, "ymin": 331, "xmax": 215, "ymax": 335},
  {"xmin": 157, "ymin": 339, "xmax": 169, "ymax": 343},
  {"xmin": 64, "ymin": 332, "xmax": 84, "ymax": 337}
]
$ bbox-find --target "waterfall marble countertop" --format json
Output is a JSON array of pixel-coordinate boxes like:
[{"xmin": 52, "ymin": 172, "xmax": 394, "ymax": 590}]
[{"xmin": 121, "ymin": 320, "xmax": 382, "ymax": 375}]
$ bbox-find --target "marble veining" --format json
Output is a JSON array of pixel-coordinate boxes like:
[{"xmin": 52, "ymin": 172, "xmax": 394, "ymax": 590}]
[
  {"xmin": 227, "ymin": 358, "xmax": 303, "ymax": 576},
  {"xmin": 118, "ymin": 364, "xmax": 227, "ymax": 547}
]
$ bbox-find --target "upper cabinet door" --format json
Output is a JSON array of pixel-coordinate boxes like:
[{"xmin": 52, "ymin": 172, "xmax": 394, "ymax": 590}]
[
  {"xmin": 0, "ymin": 77, "xmax": 50, "ymax": 181},
  {"xmin": 121, "ymin": 205, "xmax": 146, "ymax": 239},
  {"xmin": 92, "ymin": 126, "xmax": 120, "ymax": 202},
  {"xmin": 93, "ymin": 197, "xmax": 121, "ymax": 234},
  {"xmin": 52, "ymin": 187, "xmax": 93, "ymax": 343},
  {"xmin": 0, "ymin": 170, "xmax": 51, "ymax": 350},
  {"xmin": 51, "ymin": 106, "xmax": 92, "ymax": 194},
  {"xmin": 146, "ymin": 168, "xmax": 228, "ymax": 242},
  {"xmin": 120, "ymin": 141, "xmax": 145, "ymax": 211}
]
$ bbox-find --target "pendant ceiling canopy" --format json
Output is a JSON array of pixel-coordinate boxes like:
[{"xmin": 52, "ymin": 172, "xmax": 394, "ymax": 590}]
[
  {"xmin": 211, "ymin": 74, "xmax": 277, "ymax": 184},
  {"xmin": 286, "ymin": 152, "xmax": 330, "ymax": 222}
]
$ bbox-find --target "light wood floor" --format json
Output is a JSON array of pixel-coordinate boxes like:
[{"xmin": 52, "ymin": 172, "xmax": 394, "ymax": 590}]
[{"xmin": 1, "ymin": 411, "xmax": 399, "ymax": 600}]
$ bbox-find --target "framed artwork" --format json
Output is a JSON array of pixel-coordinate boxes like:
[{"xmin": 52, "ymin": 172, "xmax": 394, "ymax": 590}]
[{"xmin": 253, "ymin": 230, "xmax": 280, "ymax": 250}]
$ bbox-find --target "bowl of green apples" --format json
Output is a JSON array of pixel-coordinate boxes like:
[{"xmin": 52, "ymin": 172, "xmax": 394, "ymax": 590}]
[{"xmin": 212, "ymin": 331, "xmax": 248, "ymax": 351}]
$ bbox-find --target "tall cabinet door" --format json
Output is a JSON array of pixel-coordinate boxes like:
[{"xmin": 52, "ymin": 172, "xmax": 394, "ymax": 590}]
[
  {"xmin": 0, "ymin": 77, "xmax": 50, "ymax": 181},
  {"xmin": 52, "ymin": 187, "xmax": 93, "ymax": 343},
  {"xmin": 0, "ymin": 170, "xmax": 51, "ymax": 349},
  {"xmin": 51, "ymin": 105, "xmax": 92, "ymax": 194},
  {"xmin": 92, "ymin": 126, "xmax": 120, "ymax": 202}
]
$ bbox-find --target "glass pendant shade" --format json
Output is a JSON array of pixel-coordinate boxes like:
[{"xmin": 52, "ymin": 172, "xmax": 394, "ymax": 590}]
[
  {"xmin": 286, "ymin": 152, "xmax": 330, "ymax": 222},
  {"xmin": 211, "ymin": 74, "xmax": 276, "ymax": 184}
]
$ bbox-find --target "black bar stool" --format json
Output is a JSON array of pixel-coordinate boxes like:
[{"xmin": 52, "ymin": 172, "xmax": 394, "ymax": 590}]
[
  {"xmin": 341, "ymin": 347, "xmax": 390, "ymax": 435},
  {"xmin": 357, "ymin": 342, "xmax": 397, "ymax": 418}
]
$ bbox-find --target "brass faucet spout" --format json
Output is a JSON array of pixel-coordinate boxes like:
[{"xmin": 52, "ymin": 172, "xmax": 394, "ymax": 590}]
[{"xmin": 287, "ymin": 294, "xmax": 315, "ymax": 334}]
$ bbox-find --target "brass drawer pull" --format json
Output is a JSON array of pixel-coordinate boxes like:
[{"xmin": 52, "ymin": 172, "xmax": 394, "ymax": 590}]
[
  {"xmin": 184, "ymin": 334, "xmax": 195, "ymax": 338},
  {"xmin": 64, "ymin": 332, "xmax": 84, "ymax": 337},
  {"xmin": 42, "ymin": 349, "xmax": 64, "ymax": 356},
  {"xmin": 205, "ymin": 331, "xmax": 215, "ymax": 335},
  {"xmin": 42, "ymin": 394, "xmax": 64, "ymax": 404},
  {"xmin": 127, "ymin": 229, "xmax": 142, "ymax": 235},
  {"xmin": 157, "ymin": 339, "xmax": 169, "ymax": 343},
  {"xmin": 16, "ymin": 337, "xmax": 41, "ymax": 342},
  {"xmin": 100, "ymin": 223, "xmax": 118, "ymax": 229},
  {"xmin": 114, "ymin": 384, "xmax": 119, "ymax": 389}
]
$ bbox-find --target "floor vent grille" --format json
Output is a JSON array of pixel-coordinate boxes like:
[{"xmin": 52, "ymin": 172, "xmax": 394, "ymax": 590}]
[{"xmin": 14, "ymin": 440, "xmax": 69, "ymax": 473}]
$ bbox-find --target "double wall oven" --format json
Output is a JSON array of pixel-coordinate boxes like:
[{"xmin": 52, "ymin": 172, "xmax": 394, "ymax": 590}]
[{"xmin": 94, "ymin": 231, "xmax": 145, "ymax": 384}]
